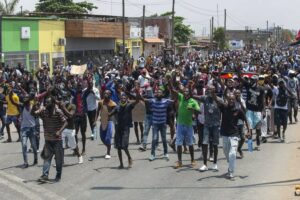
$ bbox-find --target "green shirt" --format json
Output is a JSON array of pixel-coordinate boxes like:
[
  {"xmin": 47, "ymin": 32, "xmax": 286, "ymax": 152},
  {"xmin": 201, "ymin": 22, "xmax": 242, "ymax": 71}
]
[{"xmin": 177, "ymin": 93, "xmax": 200, "ymax": 126}]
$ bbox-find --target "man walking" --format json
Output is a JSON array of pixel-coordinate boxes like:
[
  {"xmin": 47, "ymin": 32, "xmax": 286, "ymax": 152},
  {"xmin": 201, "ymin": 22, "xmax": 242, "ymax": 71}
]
[{"xmin": 35, "ymin": 96, "xmax": 67, "ymax": 182}]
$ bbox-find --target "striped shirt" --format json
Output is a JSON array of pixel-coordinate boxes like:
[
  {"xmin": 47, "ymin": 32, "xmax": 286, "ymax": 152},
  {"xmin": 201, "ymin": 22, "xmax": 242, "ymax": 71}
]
[
  {"xmin": 38, "ymin": 106, "xmax": 67, "ymax": 141},
  {"xmin": 149, "ymin": 98, "xmax": 173, "ymax": 124}
]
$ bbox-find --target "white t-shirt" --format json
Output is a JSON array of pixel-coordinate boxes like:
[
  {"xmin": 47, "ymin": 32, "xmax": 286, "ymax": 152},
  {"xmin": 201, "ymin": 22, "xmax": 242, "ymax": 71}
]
[
  {"xmin": 138, "ymin": 75, "xmax": 149, "ymax": 87},
  {"xmin": 86, "ymin": 87, "xmax": 101, "ymax": 111}
]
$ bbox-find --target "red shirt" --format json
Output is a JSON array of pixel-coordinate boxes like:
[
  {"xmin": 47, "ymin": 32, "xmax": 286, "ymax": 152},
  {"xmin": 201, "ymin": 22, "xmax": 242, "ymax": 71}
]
[{"xmin": 76, "ymin": 93, "xmax": 84, "ymax": 115}]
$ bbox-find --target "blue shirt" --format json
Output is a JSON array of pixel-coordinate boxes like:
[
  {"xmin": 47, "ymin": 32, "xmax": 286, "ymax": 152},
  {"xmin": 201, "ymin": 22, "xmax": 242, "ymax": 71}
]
[{"xmin": 149, "ymin": 98, "xmax": 173, "ymax": 124}]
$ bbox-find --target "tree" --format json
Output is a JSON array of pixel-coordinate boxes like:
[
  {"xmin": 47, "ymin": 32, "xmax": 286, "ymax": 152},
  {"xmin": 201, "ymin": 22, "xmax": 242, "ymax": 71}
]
[
  {"xmin": 213, "ymin": 27, "xmax": 227, "ymax": 50},
  {"xmin": 35, "ymin": 0, "xmax": 97, "ymax": 14},
  {"xmin": 0, "ymin": 0, "xmax": 20, "ymax": 15},
  {"xmin": 281, "ymin": 29, "xmax": 295, "ymax": 43},
  {"xmin": 160, "ymin": 12, "xmax": 194, "ymax": 44}
]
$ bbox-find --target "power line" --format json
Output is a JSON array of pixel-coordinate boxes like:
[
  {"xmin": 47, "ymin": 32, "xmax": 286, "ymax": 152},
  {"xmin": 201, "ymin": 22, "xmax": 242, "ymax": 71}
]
[
  {"xmin": 178, "ymin": 2, "xmax": 218, "ymax": 18},
  {"xmin": 180, "ymin": 0, "xmax": 218, "ymax": 13}
]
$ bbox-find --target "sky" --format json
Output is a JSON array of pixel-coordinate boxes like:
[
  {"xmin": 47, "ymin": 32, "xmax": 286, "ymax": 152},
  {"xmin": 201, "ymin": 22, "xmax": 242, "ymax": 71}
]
[{"xmin": 21, "ymin": 0, "xmax": 300, "ymax": 36}]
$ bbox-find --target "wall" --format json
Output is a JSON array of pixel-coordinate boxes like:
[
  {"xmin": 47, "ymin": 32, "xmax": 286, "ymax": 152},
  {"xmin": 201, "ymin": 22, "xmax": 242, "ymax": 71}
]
[
  {"xmin": 115, "ymin": 38, "xmax": 143, "ymax": 59},
  {"xmin": 39, "ymin": 20, "xmax": 65, "ymax": 72},
  {"xmin": 2, "ymin": 18, "xmax": 39, "ymax": 52},
  {"xmin": 65, "ymin": 20, "xmax": 130, "ymax": 39},
  {"xmin": 2, "ymin": 18, "xmax": 39, "ymax": 69}
]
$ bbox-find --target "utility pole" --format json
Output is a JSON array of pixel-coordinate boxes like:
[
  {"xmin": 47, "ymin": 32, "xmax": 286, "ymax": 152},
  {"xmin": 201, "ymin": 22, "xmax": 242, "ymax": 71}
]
[
  {"xmin": 266, "ymin": 20, "xmax": 269, "ymax": 49},
  {"xmin": 171, "ymin": 0, "xmax": 175, "ymax": 51},
  {"xmin": 210, "ymin": 19, "xmax": 212, "ymax": 44},
  {"xmin": 217, "ymin": 4, "xmax": 219, "ymax": 27},
  {"xmin": 142, "ymin": 5, "xmax": 145, "ymax": 56},
  {"xmin": 212, "ymin": 16, "xmax": 214, "ymax": 41},
  {"xmin": 211, "ymin": 16, "xmax": 215, "ymax": 66},
  {"xmin": 122, "ymin": 0, "xmax": 125, "ymax": 60},
  {"xmin": 224, "ymin": 9, "xmax": 227, "ymax": 39}
]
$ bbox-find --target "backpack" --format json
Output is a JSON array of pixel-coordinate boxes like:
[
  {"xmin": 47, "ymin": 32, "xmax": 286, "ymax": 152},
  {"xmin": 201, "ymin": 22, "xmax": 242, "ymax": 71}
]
[{"xmin": 276, "ymin": 89, "xmax": 288, "ymax": 107}]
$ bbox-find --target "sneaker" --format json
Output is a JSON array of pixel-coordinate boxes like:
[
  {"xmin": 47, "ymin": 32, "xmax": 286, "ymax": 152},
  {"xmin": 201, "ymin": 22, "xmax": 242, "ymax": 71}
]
[
  {"xmin": 255, "ymin": 146, "xmax": 260, "ymax": 151},
  {"xmin": 174, "ymin": 161, "xmax": 183, "ymax": 169},
  {"xmin": 210, "ymin": 164, "xmax": 218, "ymax": 171},
  {"xmin": 209, "ymin": 157, "xmax": 214, "ymax": 162},
  {"xmin": 33, "ymin": 159, "xmax": 38, "ymax": 165},
  {"xmin": 38, "ymin": 175, "xmax": 49, "ymax": 182},
  {"xmin": 78, "ymin": 156, "xmax": 83, "ymax": 164},
  {"xmin": 163, "ymin": 154, "xmax": 169, "ymax": 161},
  {"xmin": 139, "ymin": 146, "xmax": 147, "ymax": 152},
  {"xmin": 91, "ymin": 135, "xmax": 94, "ymax": 140},
  {"xmin": 228, "ymin": 172, "xmax": 235, "ymax": 180},
  {"xmin": 199, "ymin": 165, "xmax": 208, "ymax": 172},
  {"xmin": 261, "ymin": 137, "xmax": 267, "ymax": 143},
  {"xmin": 54, "ymin": 176, "xmax": 61, "ymax": 182},
  {"xmin": 191, "ymin": 160, "xmax": 196, "ymax": 168},
  {"xmin": 104, "ymin": 154, "xmax": 111, "ymax": 159},
  {"xmin": 22, "ymin": 163, "xmax": 29, "ymax": 169},
  {"xmin": 149, "ymin": 155, "xmax": 156, "ymax": 161}
]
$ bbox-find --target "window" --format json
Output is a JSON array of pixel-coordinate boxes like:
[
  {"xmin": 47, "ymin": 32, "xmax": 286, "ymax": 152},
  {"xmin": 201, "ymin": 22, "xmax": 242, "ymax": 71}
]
[
  {"xmin": 4, "ymin": 53, "xmax": 26, "ymax": 68},
  {"xmin": 29, "ymin": 53, "xmax": 39, "ymax": 71},
  {"xmin": 41, "ymin": 53, "xmax": 50, "ymax": 66}
]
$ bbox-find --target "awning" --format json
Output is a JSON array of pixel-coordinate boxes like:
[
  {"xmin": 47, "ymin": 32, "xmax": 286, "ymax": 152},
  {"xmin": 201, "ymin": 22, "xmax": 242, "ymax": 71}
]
[{"xmin": 145, "ymin": 38, "xmax": 165, "ymax": 43}]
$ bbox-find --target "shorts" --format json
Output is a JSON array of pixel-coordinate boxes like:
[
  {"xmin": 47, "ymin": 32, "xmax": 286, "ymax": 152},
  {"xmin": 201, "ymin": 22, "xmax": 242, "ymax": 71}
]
[
  {"xmin": 176, "ymin": 124, "xmax": 194, "ymax": 146},
  {"xmin": 6, "ymin": 115, "xmax": 19, "ymax": 125},
  {"xmin": 62, "ymin": 129, "xmax": 77, "ymax": 149},
  {"xmin": 100, "ymin": 121, "xmax": 113, "ymax": 145},
  {"xmin": 246, "ymin": 110, "xmax": 262, "ymax": 129},
  {"xmin": 274, "ymin": 108, "xmax": 288, "ymax": 126},
  {"xmin": 203, "ymin": 126, "xmax": 220, "ymax": 145}
]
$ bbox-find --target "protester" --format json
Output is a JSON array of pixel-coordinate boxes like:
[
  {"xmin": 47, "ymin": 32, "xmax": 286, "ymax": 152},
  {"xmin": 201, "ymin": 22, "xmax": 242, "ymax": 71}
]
[{"xmin": 35, "ymin": 96, "xmax": 67, "ymax": 182}]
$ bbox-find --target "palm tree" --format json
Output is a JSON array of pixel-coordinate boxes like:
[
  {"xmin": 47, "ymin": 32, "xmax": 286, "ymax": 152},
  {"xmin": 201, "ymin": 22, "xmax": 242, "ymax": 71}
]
[{"xmin": 0, "ymin": 0, "xmax": 20, "ymax": 15}]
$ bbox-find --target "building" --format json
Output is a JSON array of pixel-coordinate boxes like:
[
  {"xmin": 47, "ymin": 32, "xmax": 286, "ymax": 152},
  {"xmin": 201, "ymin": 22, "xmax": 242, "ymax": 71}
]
[
  {"xmin": 1, "ymin": 16, "xmax": 65, "ymax": 72},
  {"xmin": 125, "ymin": 16, "xmax": 171, "ymax": 57},
  {"xmin": 65, "ymin": 18, "xmax": 130, "ymax": 64},
  {"xmin": 226, "ymin": 29, "xmax": 272, "ymax": 50}
]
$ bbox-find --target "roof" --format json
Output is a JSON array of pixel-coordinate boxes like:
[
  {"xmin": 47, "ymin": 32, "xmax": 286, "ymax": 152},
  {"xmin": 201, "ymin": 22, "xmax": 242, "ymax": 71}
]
[
  {"xmin": 1, "ymin": 16, "xmax": 65, "ymax": 21},
  {"xmin": 145, "ymin": 38, "xmax": 165, "ymax": 43}
]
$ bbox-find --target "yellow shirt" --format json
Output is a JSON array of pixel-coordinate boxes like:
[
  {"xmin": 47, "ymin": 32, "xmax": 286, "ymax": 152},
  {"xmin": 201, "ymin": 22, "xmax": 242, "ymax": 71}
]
[{"xmin": 6, "ymin": 93, "xmax": 20, "ymax": 116}]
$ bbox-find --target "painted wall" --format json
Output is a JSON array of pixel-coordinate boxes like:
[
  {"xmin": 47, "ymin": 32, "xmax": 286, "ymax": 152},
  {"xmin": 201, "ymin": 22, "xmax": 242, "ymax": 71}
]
[
  {"xmin": 39, "ymin": 20, "xmax": 65, "ymax": 73},
  {"xmin": 115, "ymin": 38, "xmax": 143, "ymax": 58},
  {"xmin": 2, "ymin": 18, "xmax": 39, "ymax": 52}
]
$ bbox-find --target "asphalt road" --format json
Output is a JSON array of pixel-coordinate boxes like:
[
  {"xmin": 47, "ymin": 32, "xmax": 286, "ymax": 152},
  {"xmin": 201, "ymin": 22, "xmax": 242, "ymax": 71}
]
[{"xmin": 0, "ymin": 119, "xmax": 300, "ymax": 200}]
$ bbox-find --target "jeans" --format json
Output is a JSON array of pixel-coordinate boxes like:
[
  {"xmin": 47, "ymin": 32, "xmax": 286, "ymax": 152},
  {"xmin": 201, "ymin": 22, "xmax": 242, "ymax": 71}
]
[
  {"xmin": 0, "ymin": 114, "xmax": 6, "ymax": 135},
  {"xmin": 42, "ymin": 140, "xmax": 63, "ymax": 178},
  {"xmin": 223, "ymin": 136, "xmax": 239, "ymax": 174},
  {"xmin": 142, "ymin": 114, "xmax": 152, "ymax": 147},
  {"xmin": 35, "ymin": 118, "xmax": 40, "ymax": 150},
  {"xmin": 151, "ymin": 123, "xmax": 167, "ymax": 156},
  {"xmin": 21, "ymin": 127, "xmax": 37, "ymax": 164}
]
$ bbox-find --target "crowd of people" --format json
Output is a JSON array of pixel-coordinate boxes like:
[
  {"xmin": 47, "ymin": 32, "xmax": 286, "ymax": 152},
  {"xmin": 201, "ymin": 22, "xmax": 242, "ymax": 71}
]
[{"xmin": 0, "ymin": 46, "xmax": 299, "ymax": 182}]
